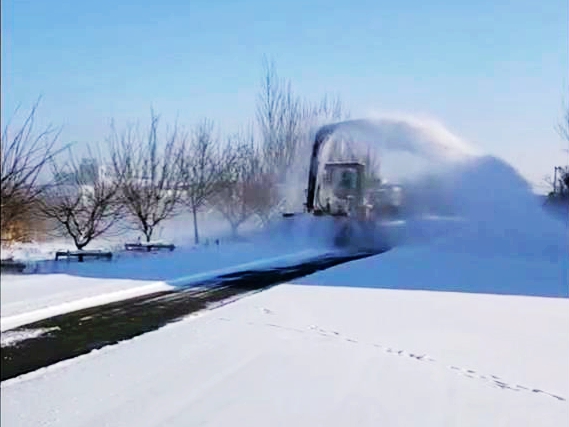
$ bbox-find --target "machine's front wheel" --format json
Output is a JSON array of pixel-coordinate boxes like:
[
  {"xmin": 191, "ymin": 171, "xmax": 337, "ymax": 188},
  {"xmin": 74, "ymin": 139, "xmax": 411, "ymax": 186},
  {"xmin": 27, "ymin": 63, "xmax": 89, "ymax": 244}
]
[
  {"xmin": 333, "ymin": 222, "xmax": 352, "ymax": 248},
  {"xmin": 332, "ymin": 219, "xmax": 384, "ymax": 251}
]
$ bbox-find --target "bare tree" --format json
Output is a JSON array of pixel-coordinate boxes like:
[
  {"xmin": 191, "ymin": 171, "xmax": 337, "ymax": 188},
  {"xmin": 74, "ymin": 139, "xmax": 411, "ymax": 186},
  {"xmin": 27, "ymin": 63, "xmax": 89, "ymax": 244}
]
[
  {"xmin": 39, "ymin": 147, "xmax": 123, "ymax": 250},
  {"xmin": 256, "ymin": 61, "xmax": 347, "ymax": 179},
  {"xmin": 298, "ymin": 93, "xmax": 348, "ymax": 155},
  {"xmin": 209, "ymin": 132, "xmax": 259, "ymax": 236},
  {"xmin": 548, "ymin": 166, "xmax": 569, "ymax": 195},
  {"xmin": 256, "ymin": 58, "xmax": 304, "ymax": 181},
  {"xmin": 255, "ymin": 60, "xmax": 349, "ymax": 214},
  {"xmin": 180, "ymin": 119, "xmax": 234, "ymax": 244},
  {"xmin": 302, "ymin": 94, "xmax": 346, "ymax": 130},
  {"xmin": 248, "ymin": 170, "xmax": 282, "ymax": 226},
  {"xmin": 1, "ymin": 99, "xmax": 62, "ymax": 238},
  {"xmin": 109, "ymin": 111, "xmax": 186, "ymax": 242}
]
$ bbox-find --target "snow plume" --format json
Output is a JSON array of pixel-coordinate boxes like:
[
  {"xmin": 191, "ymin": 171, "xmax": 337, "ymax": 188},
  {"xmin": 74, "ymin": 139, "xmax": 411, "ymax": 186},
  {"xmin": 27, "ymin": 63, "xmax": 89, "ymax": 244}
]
[
  {"xmin": 326, "ymin": 115, "xmax": 479, "ymax": 162},
  {"xmin": 280, "ymin": 115, "xmax": 479, "ymax": 210},
  {"xmin": 425, "ymin": 155, "xmax": 568, "ymax": 261},
  {"xmin": 277, "ymin": 115, "xmax": 567, "ymax": 261}
]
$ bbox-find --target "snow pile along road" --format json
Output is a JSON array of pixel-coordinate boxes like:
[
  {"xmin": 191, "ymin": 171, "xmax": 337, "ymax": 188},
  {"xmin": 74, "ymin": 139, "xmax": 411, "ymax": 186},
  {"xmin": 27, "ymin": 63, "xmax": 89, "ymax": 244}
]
[
  {"xmin": 0, "ymin": 278, "xmax": 171, "ymax": 332},
  {"xmin": 1, "ymin": 327, "xmax": 61, "ymax": 347}
]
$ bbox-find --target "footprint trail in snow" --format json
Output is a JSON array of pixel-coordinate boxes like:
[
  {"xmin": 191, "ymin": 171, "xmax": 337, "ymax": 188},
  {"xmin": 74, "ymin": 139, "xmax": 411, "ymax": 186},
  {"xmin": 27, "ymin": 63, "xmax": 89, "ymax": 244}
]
[{"xmin": 217, "ymin": 309, "xmax": 567, "ymax": 403}]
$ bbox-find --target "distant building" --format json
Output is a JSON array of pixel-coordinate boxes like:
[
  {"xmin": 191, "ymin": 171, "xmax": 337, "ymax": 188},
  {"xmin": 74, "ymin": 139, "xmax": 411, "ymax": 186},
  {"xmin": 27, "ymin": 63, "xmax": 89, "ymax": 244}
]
[
  {"xmin": 54, "ymin": 171, "xmax": 75, "ymax": 185},
  {"xmin": 52, "ymin": 157, "xmax": 100, "ymax": 185},
  {"xmin": 79, "ymin": 158, "xmax": 99, "ymax": 185}
]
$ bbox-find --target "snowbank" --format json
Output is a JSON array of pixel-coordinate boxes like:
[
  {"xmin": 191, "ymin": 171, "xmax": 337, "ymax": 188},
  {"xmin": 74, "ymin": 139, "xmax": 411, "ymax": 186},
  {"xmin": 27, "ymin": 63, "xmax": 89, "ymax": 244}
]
[
  {"xmin": 0, "ymin": 277, "xmax": 171, "ymax": 332},
  {"xmin": 1, "ymin": 327, "xmax": 60, "ymax": 347}
]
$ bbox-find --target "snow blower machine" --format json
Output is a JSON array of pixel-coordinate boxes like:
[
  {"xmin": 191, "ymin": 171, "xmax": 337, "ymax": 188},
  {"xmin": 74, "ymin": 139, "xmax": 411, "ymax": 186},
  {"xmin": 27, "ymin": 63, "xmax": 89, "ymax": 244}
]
[{"xmin": 283, "ymin": 123, "xmax": 403, "ymax": 250}]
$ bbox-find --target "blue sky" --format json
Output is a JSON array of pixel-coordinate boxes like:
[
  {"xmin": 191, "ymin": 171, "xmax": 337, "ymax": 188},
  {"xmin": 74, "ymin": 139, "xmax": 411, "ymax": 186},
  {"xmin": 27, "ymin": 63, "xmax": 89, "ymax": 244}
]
[{"xmin": 1, "ymin": 0, "xmax": 567, "ymax": 189}]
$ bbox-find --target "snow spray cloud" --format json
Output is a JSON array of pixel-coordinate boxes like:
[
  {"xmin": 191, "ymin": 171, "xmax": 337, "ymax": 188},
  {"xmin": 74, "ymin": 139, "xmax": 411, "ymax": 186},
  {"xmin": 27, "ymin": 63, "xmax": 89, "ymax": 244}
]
[
  {"xmin": 277, "ymin": 114, "xmax": 567, "ymax": 260},
  {"xmin": 271, "ymin": 115, "xmax": 478, "ymax": 249},
  {"xmin": 280, "ymin": 115, "xmax": 480, "ymax": 215},
  {"xmin": 322, "ymin": 115, "xmax": 480, "ymax": 163}
]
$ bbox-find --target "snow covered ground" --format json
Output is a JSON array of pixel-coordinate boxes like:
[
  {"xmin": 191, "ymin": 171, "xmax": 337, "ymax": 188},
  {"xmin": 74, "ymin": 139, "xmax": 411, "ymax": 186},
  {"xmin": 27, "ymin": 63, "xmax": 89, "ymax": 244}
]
[
  {"xmin": 299, "ymin": 246, "xmax": 567, "ymax": 297},
  {"xmin": 2, "ymin": 284, "xmax": 567, "ymax": 426},
  {"xmin": 1, "ymin": 118, "xmax": 568, "ymax": 426}
]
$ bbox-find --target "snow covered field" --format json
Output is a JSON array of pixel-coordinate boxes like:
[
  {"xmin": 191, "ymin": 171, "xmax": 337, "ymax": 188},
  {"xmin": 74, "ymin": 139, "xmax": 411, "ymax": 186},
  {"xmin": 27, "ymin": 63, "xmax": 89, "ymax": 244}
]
[
  {"xmin": 2, "ymin": 284, "xmax": 567, "ymax": 427},
  {"xmin": 1, "ymin": 118, "xmax": 568, "ymax": 426},
  {"xmin": 297, "ymin": 231, "xmax": 568, "ymax": 298}
]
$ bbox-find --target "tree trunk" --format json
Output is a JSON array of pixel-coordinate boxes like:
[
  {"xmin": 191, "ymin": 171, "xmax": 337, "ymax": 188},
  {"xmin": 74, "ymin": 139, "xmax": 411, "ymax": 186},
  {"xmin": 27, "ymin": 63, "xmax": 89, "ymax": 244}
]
[
  {"xmin": 75, "ymin": 237, "xmax": 88, "ymax": 251},
  {"xmin": 74, "ymin": 240, "xmax": 86, "ymax": 262},
  {"xmin": 145, "ymin": 228, "xmax": 153, "ymax": 243},
  {"xmin": 192, "ymin": 206, "xmax": 199, "ymax": 245}
]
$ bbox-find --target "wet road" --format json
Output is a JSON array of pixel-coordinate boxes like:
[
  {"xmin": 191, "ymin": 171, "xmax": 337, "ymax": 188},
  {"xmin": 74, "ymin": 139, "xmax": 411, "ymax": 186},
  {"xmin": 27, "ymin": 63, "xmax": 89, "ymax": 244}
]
[{"xmin": 2, "ymin": 251, "xmax": 378, "ymax": 382}]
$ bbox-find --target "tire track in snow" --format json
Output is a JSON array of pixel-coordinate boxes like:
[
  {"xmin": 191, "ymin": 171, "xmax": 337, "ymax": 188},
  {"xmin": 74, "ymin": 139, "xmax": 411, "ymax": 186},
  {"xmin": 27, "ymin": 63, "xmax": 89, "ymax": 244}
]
[{"xmin": 218, "ymin": 312, "xmax": 566, "ymax": 403}]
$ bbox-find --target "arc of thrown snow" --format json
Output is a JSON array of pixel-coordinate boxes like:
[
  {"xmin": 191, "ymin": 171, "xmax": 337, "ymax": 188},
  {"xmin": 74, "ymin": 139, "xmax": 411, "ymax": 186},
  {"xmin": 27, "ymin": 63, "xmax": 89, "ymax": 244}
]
[{"xmin": 305, "ymin": 118, "xmax": 476, "ymax": 211}]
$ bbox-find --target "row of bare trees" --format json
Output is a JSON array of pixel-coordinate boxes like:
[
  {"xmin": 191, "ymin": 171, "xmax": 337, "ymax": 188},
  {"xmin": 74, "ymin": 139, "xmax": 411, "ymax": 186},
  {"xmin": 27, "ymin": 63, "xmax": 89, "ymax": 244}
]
[
  {"xmin": 38, "ymin": 115, "xmax": 277, "ymax": 249},
  {"xmin": 1, "ymin": 62, "xmax": 349, "ymax": 249}
]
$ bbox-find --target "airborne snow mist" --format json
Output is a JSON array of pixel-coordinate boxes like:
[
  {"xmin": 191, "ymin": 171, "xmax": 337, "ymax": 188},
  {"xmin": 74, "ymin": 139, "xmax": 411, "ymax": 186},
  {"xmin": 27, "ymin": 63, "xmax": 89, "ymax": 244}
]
[{"xmin": 277, "ymin": 115, "xmax": 567, "ymax": 258}]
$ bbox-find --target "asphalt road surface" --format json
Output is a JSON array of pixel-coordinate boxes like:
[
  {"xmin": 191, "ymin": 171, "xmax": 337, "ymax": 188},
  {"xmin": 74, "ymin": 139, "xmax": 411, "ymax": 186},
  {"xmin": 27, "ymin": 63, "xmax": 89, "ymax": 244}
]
[{"xmin": 2, "ymin": 251, "xmax": 379, "ymax": 382}]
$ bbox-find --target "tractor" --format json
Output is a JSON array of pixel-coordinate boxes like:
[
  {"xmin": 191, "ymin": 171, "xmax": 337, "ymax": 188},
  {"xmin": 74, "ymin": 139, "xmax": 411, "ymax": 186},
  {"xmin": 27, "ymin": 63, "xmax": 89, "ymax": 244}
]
[{"xmin": 283, "ymin": 123, "xmax": 403, "ymax": 249}]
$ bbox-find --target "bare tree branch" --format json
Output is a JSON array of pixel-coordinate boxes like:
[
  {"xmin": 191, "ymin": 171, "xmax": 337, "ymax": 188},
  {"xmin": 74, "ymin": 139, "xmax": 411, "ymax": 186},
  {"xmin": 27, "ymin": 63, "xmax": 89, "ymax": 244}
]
[
  {"xmin": 255, "ymin": 60, "xmax": 350, "ymax": 215},
  {"xmin": 557, "ymin": 102, "xmax": 569, "ymax": 145},
  {"xmin": 38, "ymin": 146, "xmax": 123, "ymax": 250},
  {"xmin": 256, "ymin": 58, "xmax": 304, "ymax": 181},
  {"xmin": 209, "ymin": 131, "xmax": 258, "ymax": 236},
  {"xmin": 180, "ymin": 119, "xmax": 235, "ymax": 244},
  {"xmin": 247, "ymin": 168, "xmax": 282, "ymax": 226},
  {"xmin": 1, "ymin": 98, "xmax": 64, "ymax": 237},
  {"xmin": 108, "ymin": 110, "xmax": 187, "ymax": 242}
]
